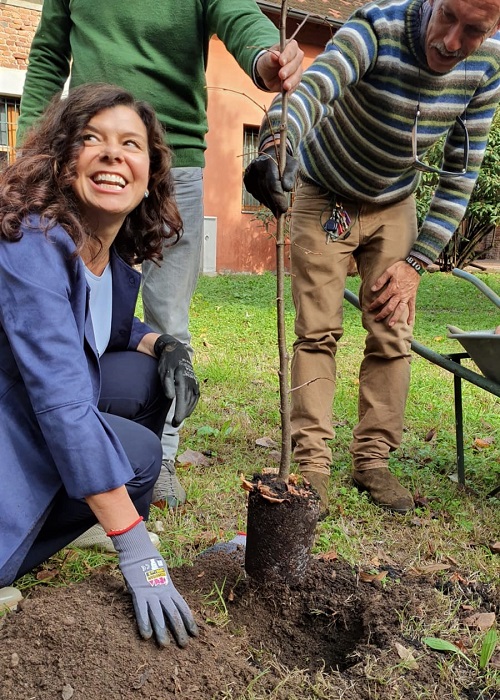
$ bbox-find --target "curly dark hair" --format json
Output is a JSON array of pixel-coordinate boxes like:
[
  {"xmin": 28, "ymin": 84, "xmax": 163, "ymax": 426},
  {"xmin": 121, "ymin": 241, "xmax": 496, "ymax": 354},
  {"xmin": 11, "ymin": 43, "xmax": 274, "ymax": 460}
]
[{"xmin": 0, "ymin": 83, "xmax": 182, "ymax": 264}]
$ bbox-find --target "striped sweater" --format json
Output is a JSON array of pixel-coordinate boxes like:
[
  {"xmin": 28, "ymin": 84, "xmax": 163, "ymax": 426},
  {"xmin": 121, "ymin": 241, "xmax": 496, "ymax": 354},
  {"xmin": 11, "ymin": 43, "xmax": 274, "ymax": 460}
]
[{"xmin": 259, "ymin": 0, "xmax": 500, "ymax": 263}]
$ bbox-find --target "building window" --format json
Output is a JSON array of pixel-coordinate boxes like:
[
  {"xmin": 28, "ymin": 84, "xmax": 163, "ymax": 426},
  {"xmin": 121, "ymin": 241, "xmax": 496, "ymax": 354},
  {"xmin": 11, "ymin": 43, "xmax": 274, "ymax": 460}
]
[
  {"xmin": 0, "ymin": 97, "xmax": 20, "ymax": 170},
  {"xmin": 242, "ymin": 125, "xmax": 261, "ymax": 211}
]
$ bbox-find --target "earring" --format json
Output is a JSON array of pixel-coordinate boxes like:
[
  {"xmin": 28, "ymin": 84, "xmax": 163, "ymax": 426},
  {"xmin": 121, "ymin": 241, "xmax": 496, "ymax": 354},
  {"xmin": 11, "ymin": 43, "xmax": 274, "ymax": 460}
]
[{"xmin": 144, "ymin": 189, "xmax": 149, "ymax": 198}]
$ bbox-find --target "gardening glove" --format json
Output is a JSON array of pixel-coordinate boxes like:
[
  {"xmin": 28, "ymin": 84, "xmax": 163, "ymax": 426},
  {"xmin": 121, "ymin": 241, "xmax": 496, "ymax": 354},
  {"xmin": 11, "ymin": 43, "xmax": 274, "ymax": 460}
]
[
  {"xmin": 154, "ymin": 333, "xmax": 200, "ymax": 427},
  {"xmin": 111, "ymin": 520, "xmax": 199, "ymax": 647},
  {"xmin": 243, "ymin": 146, "xmax": 298, "ymax": 217}
]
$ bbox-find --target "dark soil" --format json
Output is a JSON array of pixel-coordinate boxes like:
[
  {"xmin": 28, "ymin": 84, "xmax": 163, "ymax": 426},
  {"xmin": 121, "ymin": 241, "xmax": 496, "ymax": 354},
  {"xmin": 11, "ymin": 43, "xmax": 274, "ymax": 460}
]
[
  {"xmin": 245, "ymin": 473, "xmax": 320, "ymax": 585},
  {"xmin": 1, "ymin": 551, "xmax": 498, "ymax": 700}
]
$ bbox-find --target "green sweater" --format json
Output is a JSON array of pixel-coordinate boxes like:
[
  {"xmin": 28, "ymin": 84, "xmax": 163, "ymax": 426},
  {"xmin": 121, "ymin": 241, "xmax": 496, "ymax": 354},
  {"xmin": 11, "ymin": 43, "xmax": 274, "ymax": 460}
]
[{"xmin": 18, "ymin": 0, "xmax": 279, "ymax": 167}]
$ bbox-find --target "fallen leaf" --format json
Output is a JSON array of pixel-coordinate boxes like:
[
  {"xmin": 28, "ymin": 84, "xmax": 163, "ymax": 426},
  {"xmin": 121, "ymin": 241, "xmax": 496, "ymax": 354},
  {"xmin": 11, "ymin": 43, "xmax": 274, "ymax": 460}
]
[
  {"xmin": 425, "ymin": 428, "xmax": 437, "ymax": 442},
  {"xmin": 394, "ymin": 642, "xmax": 419, "ymax": 669},
  {"xmin": 332, "ymin": 419, "xmax": 349, "ymax": 427},
  {"xmin": 414, "ymin": 493, "xmax": 430, "ymax": 508},
  {"xmin": 195, "ymin": 531, "xmax": 218, "ymax": 548},
  {"xmin": 260, "ymin": 493, "xmax": 285, "ymax": 503},
  {"xmin": 445, "ymin": 554, "xmax": 459, "ymax": 566},
  {"xmin": 490, "ymin": 542, "xmax": 500, "ymax": 554},
  {"xmin": 473, "ymin": 436, "xmax": 494, "ymax": 450},
  {"xmin": 177, "ymin": 449, "xmax": 209, "ymax": 467},
  {"xmin": 255, "ymin": 437, "xmax": 279, "ymax": 449},
  {"xmin": 410, "ymin": 563, "xmax": 451, "ymax": 575},
  {"xmin": 489, "ymin": 652, "xmax": 500, "ymax": 670},
  {"xmin": 463, "ymin": 612, "xmax": 496, "ymax": 631},
  {"xmin": 318, "ymin": 550, "xmax": 338, "ymax": 562},
  {"xmin": 259, "ymin": 484, "xmax": 280, "ymax": 499},
  {"xmin": 240, "ymin": 475, "xmax": 254, "ymax": 492},
  {"xmin": 36, "ymin": 569, "xmax": 57, "ymax": 582},
  {"xmin": 359, "ymin": 570, "xmax": 388, "ymax": 583},
  {"xmin": 449, "ymin": 571, "xmax": 469, "ymax": 584}
]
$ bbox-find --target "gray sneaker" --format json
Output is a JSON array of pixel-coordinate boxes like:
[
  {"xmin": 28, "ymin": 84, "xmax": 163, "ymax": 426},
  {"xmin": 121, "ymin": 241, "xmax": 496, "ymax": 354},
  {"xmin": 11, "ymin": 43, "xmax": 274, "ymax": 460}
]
[{"xmin": 152, "ymin": 459, "xmax": 186, "ymax": 509}]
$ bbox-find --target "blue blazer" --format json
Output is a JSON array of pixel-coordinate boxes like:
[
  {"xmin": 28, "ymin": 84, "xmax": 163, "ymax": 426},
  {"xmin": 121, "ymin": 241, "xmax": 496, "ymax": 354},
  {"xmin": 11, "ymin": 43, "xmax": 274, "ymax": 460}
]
[{"xmin": 0, "ymin": 217, "xmax": 152, "ymax": 585}]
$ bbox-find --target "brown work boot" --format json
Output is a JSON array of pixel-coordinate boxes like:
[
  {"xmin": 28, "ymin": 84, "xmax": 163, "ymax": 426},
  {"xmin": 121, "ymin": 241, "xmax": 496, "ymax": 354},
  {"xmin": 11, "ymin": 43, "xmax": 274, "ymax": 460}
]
[
  {"xmin": 352, "ymin": 468, "xmax": 414, "ymax": 514},
  {"xmin": 302, "ymin": 470, "xmax": 329, "ymax": 518}
]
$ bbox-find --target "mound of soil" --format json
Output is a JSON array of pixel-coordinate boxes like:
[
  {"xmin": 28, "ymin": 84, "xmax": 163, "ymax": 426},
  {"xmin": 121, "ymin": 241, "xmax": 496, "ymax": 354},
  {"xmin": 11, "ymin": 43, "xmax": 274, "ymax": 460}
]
[{"xmin": 0, "ymin": 552, "xmax": 497, "ymax": 699}]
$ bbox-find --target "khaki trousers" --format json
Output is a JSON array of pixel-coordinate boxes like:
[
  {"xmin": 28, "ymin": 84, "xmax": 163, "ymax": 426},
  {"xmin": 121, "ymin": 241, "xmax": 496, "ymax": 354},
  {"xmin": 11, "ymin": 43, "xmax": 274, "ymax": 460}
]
[{"xmin": 290, "ymin": 179, "xmax": 418, "ymax": 475}]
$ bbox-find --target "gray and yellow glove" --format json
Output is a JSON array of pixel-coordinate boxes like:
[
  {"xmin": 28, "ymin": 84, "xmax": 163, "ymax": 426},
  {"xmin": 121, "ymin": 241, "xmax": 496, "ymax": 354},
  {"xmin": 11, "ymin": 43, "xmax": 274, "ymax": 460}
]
[{"xmin": 111, "ymin": 520, "xmax": 198, "ymax": 647}]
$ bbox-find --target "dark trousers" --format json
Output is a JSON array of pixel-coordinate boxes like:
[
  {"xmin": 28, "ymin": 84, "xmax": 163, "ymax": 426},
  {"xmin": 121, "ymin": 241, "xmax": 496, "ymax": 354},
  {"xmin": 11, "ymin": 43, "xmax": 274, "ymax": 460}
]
[{"xmin": 16, "ymin": 351, "xmax": 170, "ymax": 577}]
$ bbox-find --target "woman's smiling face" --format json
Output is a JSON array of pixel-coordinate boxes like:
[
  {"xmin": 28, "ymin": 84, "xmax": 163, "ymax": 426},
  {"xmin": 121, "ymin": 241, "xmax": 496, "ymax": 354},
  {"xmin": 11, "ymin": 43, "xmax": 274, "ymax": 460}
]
[{"xmin": 71, "ymin": 105, "xmax": 150, "ymax": 232}]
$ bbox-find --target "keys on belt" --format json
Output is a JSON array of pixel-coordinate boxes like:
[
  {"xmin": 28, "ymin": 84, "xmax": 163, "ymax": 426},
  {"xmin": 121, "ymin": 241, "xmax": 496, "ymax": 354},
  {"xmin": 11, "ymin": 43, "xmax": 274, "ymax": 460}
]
[{"xmin": 323, "ymin": 200, "xmax": 352, "ymax": 242}]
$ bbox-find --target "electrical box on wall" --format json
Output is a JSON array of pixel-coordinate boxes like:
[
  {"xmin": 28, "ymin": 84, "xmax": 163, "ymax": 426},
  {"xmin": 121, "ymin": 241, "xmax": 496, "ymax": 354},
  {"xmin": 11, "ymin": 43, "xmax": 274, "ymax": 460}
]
[{"xmin": 201, "ymin": 216, "xmax": 217, "ymax": 275}]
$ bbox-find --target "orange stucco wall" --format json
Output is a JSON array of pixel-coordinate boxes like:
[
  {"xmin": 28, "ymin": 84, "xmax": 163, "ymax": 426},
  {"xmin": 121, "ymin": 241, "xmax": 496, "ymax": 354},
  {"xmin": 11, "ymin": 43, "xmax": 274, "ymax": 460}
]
[{"xmin": 205, "ymin": 38, "xmax": 318, "ymax": 273}]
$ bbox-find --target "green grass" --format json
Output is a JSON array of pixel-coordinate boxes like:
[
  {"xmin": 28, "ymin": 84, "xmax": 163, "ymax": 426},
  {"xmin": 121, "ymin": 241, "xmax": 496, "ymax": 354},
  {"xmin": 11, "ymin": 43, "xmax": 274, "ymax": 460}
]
[
  {"xmin": 12, "ymin": 270, "xmax": 500, "ymax": 695},
  {"xmin": 180, "ymin": 271, "xmax": 499, "ymax": 568}
]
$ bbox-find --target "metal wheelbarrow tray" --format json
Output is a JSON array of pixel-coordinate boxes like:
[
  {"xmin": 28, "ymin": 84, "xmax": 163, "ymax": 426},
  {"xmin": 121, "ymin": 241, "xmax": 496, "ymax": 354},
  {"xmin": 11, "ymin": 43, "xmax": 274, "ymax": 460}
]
[{"xmin": 447, "ymin": 269, "xmax": 500, "ymax": 384}]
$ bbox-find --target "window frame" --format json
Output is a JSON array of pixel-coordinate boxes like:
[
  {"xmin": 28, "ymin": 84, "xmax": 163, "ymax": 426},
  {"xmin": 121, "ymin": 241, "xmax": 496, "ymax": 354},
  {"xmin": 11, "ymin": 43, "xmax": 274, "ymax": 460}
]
[
  {"xmin": 0, "ymin": 96, "xmax": 20, "ymax": 169},
  {"xmin": 241, "ymin": 124, "xmax": 261, "ymax": 213}
]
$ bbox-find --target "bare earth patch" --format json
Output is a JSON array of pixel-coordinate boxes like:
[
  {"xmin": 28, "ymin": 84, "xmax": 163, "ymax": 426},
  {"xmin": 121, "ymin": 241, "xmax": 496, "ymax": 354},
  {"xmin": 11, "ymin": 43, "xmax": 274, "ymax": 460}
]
[{"xmin": 1, "ymin": 552, "xmax": 498, "ymax": 699}]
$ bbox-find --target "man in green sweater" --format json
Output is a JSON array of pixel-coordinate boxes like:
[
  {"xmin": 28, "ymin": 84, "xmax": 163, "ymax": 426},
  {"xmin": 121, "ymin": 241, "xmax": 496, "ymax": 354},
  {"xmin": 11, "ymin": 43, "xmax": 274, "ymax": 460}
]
[
  {"xmin": 245, "ymin": 0, "xmax": 500, "ymax": 516},
  {"xmin": 17, "ymin": 0, "xmax": 304, "ymax": 525}
]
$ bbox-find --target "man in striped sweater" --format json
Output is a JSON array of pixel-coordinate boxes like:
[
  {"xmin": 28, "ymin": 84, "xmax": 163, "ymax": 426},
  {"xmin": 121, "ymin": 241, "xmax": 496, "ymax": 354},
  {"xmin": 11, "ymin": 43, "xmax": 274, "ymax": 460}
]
[{"xmin": 245, "ymin": 0, "xmax": 500, "ymax": 515}]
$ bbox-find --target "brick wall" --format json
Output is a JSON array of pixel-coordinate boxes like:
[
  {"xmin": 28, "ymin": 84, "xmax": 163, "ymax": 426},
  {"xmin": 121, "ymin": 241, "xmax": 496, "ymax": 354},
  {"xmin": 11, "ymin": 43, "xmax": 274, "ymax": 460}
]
[{"xmin": 0, "ymin": 3, "xmax": 40, "ymax": 71}]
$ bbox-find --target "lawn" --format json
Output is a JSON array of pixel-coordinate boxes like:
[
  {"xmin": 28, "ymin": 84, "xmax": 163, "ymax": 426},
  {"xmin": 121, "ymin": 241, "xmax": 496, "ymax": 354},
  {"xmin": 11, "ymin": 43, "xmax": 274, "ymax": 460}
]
[
  {"xmin": 6, "ymin": 269, "xmax": 499, "ymax": 700},
  {"xmin": 180, "ymin": 270, "xmax": 500, "ymax": 548}
]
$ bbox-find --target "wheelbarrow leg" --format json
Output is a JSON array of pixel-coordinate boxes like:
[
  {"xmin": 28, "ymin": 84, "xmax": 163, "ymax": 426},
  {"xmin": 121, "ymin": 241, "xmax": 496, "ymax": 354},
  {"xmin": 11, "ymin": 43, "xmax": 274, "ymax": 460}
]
[
  {"xmin": 453, "ymin": 372, "xmax": 465, "ymax": 486},
  {"xmin": 488, "ymin": 484, "xmax": 500, "ymax": 498}
]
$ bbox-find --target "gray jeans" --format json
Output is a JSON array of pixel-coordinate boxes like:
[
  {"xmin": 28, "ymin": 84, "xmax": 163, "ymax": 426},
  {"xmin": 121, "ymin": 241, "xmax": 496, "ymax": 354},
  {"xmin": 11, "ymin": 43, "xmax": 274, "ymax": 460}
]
[{"xmin": 142, "ymin": 167, "xmax": 204, "ymax": 461}]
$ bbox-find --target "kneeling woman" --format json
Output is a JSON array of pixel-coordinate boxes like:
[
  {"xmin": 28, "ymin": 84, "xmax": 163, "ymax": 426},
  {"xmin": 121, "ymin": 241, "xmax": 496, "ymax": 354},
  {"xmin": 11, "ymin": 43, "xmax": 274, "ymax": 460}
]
[{"xmin": 0, "ymin": 84, "xmax": 199, "ymax": 648}]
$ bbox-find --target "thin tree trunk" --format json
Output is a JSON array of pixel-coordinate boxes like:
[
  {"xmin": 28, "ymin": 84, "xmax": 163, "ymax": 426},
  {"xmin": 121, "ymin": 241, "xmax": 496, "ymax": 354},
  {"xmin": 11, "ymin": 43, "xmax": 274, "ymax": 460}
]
[{"xmin": 277, "ymin": 0, "xmax": 291, "ymax": 481}]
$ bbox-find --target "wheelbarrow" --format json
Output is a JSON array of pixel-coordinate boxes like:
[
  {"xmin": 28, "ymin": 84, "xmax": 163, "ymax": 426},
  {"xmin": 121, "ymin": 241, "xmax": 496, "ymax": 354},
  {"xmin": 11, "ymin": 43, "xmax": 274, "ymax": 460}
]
[{"xmin": 447, "ymin": 268, "xmax": 500, "ymax": 384}]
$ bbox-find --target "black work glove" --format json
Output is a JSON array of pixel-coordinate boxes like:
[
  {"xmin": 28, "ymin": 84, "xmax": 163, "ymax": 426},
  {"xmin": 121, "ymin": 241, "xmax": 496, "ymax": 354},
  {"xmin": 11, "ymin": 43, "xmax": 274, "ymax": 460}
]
[
  {"xmin": 243, "ymin": 146, "xmax": 299, "ymax": 217},
  {"xmin": 111, "ymin": 520, "xmax": 199, "ymax": 647},
  {"xmin": 154, "ymin": 334, "xmax": 199, "ymax": 427}
]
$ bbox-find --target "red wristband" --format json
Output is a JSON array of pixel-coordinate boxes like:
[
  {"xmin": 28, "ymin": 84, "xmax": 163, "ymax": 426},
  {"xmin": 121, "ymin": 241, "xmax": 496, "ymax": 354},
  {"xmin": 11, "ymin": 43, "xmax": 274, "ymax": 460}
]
[{"xmin": 106, "ymin": 516, "xmax": 143, "ymax": 537}]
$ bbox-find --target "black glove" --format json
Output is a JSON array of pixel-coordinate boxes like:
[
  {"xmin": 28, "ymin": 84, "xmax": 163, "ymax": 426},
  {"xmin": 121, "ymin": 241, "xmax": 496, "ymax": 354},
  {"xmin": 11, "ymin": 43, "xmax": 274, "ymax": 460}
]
[
  {"xmin": 154, "ymin": 334, "xmax": 199, "ymax": 427},
  {"xmin": 111, "ymin": 520, "xmax": 199, "ymax": 647},
  {"xmin": 243, "ymin": 146, "xmax": 299, "ymax": 217}
]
